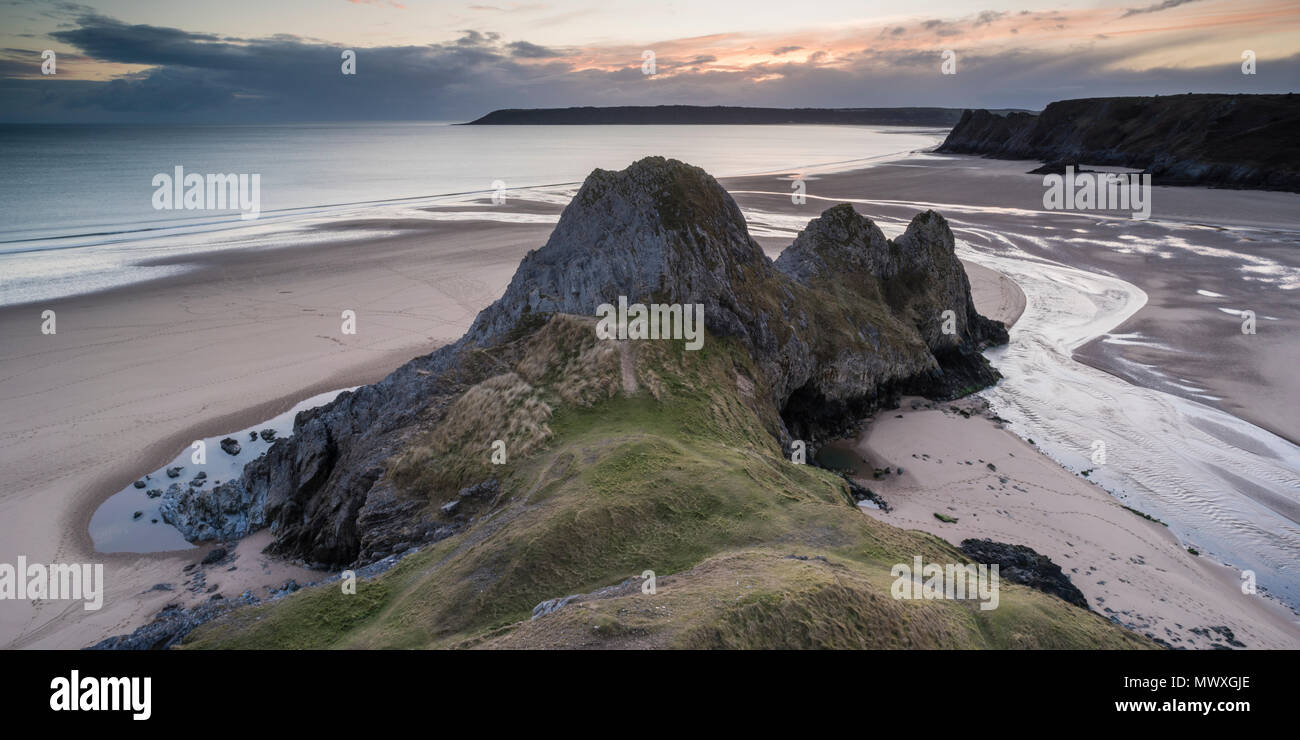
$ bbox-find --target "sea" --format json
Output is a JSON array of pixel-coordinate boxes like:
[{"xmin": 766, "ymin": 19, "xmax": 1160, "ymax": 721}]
[{"xmin": 0, "ymin": 122, "xmax": 945, "ymax": 307}]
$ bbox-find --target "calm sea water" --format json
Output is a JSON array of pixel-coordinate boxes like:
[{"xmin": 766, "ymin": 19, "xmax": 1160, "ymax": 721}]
[{"xmin": 0, "ymin": 122, "xmax": 943, "ymax": 306}]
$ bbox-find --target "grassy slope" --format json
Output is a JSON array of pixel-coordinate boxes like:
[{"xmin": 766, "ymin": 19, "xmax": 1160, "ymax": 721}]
[{"xmin": 183, "ymin": 316, "xmax": 1151, "ymax": 650}]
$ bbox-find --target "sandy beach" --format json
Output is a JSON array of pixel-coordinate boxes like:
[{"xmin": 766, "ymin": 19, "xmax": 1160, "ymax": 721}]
[
  {"xmin": 0, "ymin": 219, "xmax": 554, "ymax": 647},
  {"xmin": 843, "ymin": 394, "xmax": 1300, "ymax": 649},
  {"xmin": 2, "ymin": 153, "xmax": 1297, "ymax": 649}
]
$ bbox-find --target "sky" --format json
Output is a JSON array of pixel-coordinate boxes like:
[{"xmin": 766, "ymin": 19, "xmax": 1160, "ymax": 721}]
[{"xmin": 0, "ymin": 0, "xmax": 1296, "ymax": 122}]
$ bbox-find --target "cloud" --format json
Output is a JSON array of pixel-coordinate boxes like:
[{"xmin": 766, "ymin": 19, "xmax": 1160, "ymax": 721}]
[
  {"xmin": 3, "ymin": 9, "xmax": 1296, "ymax": 124},
  {"xmin": 467, "ymin": 3, "xmax": 548, "ymax": 11},
  {"xmin": 507, "ymin": 40, "xmax": 561, "ymax": 57},
  {"xmin": 0, "ymin": 46, "xmax": 94, "ymax": 77},
  {"xmin": 1121, "ymin": 0, "xmax": 1207, "ymax": 18},
  {"xmin": 5, "ymin": 14, "xmax": 567, "ymax": 121},
  {"xmin": 456, "ymin": 30, "xmax": 502, "ymax": 46},
  {"xmin": 48, "ymin": 14, "xmax": 226, "ymax": 67},
  {"xmin": 771, "ymin": 45, "xmax": 803, "ymax": 55}
]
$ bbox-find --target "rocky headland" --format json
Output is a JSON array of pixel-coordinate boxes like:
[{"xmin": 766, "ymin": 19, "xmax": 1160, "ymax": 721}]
[
  {"xmin": 938, "ymin": 94, "xmax": 1300, "ymax": 192},
  {"xmin": 161, "ymin": 156, "xmax": 1007, "ymax": 568},
  {"xmin": 122, "ymin": 157, "xmax": 1149, "ymax": 650}
]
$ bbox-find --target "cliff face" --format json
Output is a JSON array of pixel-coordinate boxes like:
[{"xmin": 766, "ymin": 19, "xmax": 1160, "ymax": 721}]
[
  {"xmin": 938, "ymin": 94, "xmax": 1300, "ymax": 192},
  {"xmin": 163, "ymin": 157, "xmax": 1008, "ymax": 568},
  {"xmin": 935, "ymin": 109, "xmax": 1040, "ymax": 155}
]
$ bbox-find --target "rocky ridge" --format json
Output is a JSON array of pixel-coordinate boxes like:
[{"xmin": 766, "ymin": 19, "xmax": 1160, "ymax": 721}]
[{"xmin": 160, "ymin": 156, "xmax": 1010, "ymax": 570}]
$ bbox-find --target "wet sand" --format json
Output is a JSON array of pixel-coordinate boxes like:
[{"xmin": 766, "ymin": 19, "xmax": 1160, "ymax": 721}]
[
  {"xmin": 843, "ymin": 258, "xmax": 1298, "ymax": 648},
  {"xmin": 724, "ymin": 157, "xmax": 1300, "ymax": 445},
  {"xmin": 726, "ymin": 157, "xmax": 1300, "ymax": 618}
]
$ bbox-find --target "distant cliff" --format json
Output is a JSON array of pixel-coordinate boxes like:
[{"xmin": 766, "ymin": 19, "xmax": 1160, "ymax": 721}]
[
  {"xmin": 938, "ymin": 94, "xmax": 1300, "ymax": 192},
  {"xmin": 466, "ymin": 105, "xmax": 967, "ymax": 126}
]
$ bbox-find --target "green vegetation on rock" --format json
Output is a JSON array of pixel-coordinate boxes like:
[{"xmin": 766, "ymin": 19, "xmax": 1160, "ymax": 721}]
[{"xmin": 185, "ymin": 316, "xmax": 1150, "ymax": 650}]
